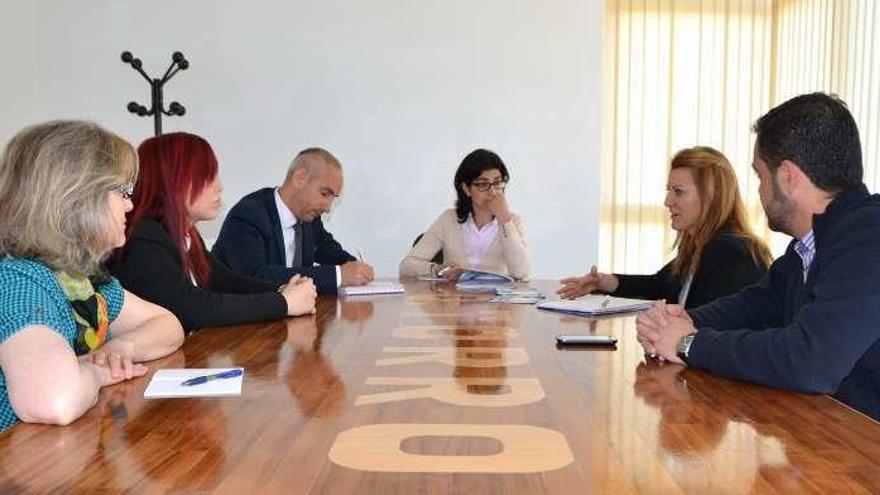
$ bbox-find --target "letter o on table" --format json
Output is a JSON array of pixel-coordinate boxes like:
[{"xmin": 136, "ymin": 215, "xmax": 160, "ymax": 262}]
[{"xmin": 328, "ymin": 423, "xmax": 573, "ymax": 473}]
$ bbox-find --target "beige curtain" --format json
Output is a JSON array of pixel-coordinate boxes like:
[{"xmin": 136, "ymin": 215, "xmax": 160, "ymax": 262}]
[
  {"xmin": 774, "ymin": 0, "xmax": 880, "ymax": 189},
  {"xmin": 602, "ymin": 0, "xmax": 880, "ymax": 273}
]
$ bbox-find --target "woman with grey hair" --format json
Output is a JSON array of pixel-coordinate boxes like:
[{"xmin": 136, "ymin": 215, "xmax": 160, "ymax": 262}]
[{"xmin": 0, "ymin": 120, "xmax": 184, "ymax": 432}]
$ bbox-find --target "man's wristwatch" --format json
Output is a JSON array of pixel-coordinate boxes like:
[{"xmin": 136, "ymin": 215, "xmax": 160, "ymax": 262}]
[{"xmin": 677, "ymin": 331, "xmax": 698, "ymax": 361}]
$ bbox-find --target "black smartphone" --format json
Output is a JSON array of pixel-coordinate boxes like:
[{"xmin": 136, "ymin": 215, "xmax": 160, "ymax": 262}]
[{"xmin": 556, "ymin": 334, "xmax": 618, "ymax": 346}]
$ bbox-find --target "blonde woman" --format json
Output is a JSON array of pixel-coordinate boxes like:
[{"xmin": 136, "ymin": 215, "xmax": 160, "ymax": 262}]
[
  {"xmin": 0, "ymin": 121, "xmax": 184, "ymax": 432},
  {"xmin": 558, "ymin": 146, "xmax": 772, "ymax": 309}
]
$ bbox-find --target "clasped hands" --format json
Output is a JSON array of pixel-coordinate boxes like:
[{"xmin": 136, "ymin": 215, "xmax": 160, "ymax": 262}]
[
  {"xmin": 636, "ymin": 301, "xmax": 696, "ymax": 365},
  {"xmin": 281, "ymin": 274, "xmax": 318, "ymax": 316},
  {"xmin": 79, "ymin": 338, "xmax": 147, "ymax": 387}
]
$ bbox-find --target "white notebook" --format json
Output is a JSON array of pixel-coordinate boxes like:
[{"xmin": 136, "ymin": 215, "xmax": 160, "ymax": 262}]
[
  {"xmin": 339, "ymin": 282, "xmax": 405, "ymax": 296},
  {"xmin": 144, "ymin": 368, "xmax": 244, "ymax": 399},
  {"xmin": 537, "ymin": 295, "xmax": 653, "ymax": 316}
]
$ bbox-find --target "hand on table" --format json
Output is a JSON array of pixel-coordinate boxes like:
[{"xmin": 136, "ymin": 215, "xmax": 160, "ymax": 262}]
[
  {"xmin": 557, "ymin": 265, "xmax": 619, "ymax": 299},
  {"xmin": 635, "ymin": 302, "xmax": 695, "ymax": 365},
  {"xmin": 282, "ymin": 275, "xmax": 317, "ymax": 316}
]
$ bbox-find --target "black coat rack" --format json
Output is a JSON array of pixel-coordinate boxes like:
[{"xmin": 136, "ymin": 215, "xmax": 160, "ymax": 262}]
[{"xmin": 121, "ymin": 51, "xmax": 189, "ymax": 136}]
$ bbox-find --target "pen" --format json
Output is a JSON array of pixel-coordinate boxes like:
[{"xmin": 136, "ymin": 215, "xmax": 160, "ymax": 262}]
[
  {"xmin": 181, "ymin": 368, "xmax": 243, "ymax": 387},
  {"xmin": 355, "ymin": 248, "xmax": 364, "ymax": 262}
]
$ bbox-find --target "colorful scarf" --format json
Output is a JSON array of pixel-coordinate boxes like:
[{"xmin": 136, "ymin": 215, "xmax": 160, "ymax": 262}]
[{"xmin": 55, "ymin": 271, "xmax": 110, "ymax": 355}]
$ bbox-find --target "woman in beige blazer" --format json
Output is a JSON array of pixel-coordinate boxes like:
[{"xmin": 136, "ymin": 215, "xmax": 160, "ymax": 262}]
[{"xmin": 400, "ymin": 149, "xmax": 530, "ymax": 280}]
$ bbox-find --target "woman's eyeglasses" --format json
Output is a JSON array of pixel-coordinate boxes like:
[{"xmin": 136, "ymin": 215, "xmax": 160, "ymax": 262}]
[
  {"xmin": 470, "ymin": 180, "xmax": 507, "ymax": 192},
  {"xmin": 115, "ymin": 182, "xmax": 134, "ymax": 200}
]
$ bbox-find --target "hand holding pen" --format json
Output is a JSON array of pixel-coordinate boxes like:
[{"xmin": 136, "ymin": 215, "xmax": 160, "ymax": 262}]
[{"xmin": 341, "ymin": 250, "xmax": 374, "ymax": 286}]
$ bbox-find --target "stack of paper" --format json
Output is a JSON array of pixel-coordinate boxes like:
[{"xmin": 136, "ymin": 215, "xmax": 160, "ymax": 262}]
[
  {"xmin": 455, "ymin": 270, "xmax": 515, "ymax": 293},
  {"xmin": 339, "ymin": 282, "xmax": 405, "ymax": 296},
  {"xmin": 537, "ymin": 295, "xmax": 653, "ymax": 316},
  {"xmin": 489, "ymin": 287, "xmax": 545, "ymax": 304},
  {"xmin": 144, "ymin": 368, "xmax": 244, "ymax": 398}
]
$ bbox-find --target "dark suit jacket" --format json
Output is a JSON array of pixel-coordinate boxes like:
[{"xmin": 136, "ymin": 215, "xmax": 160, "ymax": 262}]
[
  {"xmin": 612, "ymin": 229, "xmax": 768, "ymax": 310},
  {"xmin": 109, "ymin": 218, "xmax": 287, "ymax": 333},
  {"xmin": 211, "ymin": 187, "xmax": 355, "ymax": 294},
  {"xmin": 687, "ymin": 185, "xmax": 880, "ymax": 420}
]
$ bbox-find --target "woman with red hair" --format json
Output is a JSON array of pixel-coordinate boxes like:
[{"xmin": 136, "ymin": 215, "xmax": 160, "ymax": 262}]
[{"xmin": 110, "ymin": 132, "xmax": 316, "ymax": 333}]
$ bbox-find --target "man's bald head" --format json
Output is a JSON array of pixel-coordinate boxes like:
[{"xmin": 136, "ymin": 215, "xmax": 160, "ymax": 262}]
[
  {"xmin": 284, "ymin": 147, "xmax": 342, "ymax": 185},
  {"xmin": 279, "ymin": 147, "xmax": 344, "ymax": 221}
]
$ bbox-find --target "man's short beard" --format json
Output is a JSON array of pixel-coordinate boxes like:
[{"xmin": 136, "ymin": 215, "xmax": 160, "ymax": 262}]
[{"xmin": 765, "ymin": 175, "xmax": 796, "ymax": 234}]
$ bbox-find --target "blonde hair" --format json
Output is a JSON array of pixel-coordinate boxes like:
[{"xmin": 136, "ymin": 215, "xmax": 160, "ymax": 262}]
[
  {"xmin": 669, "ymin": 146, "xmax": 772, "ymax": 279},
  {"xmin": 0, "ymin": 121, "xmax": 138, "ymax": 277}
]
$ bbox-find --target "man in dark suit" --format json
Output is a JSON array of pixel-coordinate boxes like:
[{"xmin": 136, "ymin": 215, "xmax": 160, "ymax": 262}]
[{"xmin": 213, "ymin": 147, "xmax": 374, "ymax": 294}]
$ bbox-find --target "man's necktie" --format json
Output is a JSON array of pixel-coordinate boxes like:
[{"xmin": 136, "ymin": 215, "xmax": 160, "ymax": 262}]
[{"xmin": 292, "ymin": 222, "xmax": 303, "ymax": 268}]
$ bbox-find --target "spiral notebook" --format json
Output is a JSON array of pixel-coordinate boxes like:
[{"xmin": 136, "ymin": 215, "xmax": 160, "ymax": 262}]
[
  {"xmin": 339, "ymin": 282, "xmax": 405, "ymax": 296},
  {"xmin": 537, "ymin": 295, "xmax": 652, "ymax": 316}
]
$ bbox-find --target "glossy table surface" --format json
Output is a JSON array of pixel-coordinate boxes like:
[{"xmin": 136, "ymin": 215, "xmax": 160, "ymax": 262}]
[{"xmin": 1, "ymin": 280, "xmax": 879, "ymax": 494}]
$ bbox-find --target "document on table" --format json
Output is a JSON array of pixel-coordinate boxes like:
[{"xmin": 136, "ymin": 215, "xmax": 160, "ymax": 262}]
[
  {"xmin": 339, "ymin": 282, "xmax": 405, "ymax": 296},
  {"xmin": 537, "ymin": 295, "xmax": 653, "ymax": 316},
  {"xmin": 488, "ymin": 295, "xmax": 545, "ymax": 304},
  {"xmin": 144, "ymin": 368, "xmax": 244, "ymax": 399},
  {"xmin": 489, "ymin": 287, "xmax": 545, "ymax": 304},
  {"xmin": 455, "ymin": 269, "xmax": 515, "ymax": 292}
]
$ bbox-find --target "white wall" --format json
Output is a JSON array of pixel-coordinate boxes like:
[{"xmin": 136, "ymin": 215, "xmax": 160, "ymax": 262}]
[{"xmin": 0, "ymin": 0, "xmax": 602, "ymax": 278}]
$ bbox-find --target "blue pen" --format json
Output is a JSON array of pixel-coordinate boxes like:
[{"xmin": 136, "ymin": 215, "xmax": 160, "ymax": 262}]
[{"xmin": 180, "ymin": 368, "xmax": 243, "ymax": 387}]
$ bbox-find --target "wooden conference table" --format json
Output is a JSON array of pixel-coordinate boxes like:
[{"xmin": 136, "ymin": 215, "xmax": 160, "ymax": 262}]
[{"xmin": 1, "ymin": 281, "xmax": 879, "ymax": 494}]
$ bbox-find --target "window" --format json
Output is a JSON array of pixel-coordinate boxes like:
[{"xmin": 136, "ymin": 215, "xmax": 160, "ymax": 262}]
[{"xmin": 602, "ymin": 0, "xmax": 880, "ymax": 273}]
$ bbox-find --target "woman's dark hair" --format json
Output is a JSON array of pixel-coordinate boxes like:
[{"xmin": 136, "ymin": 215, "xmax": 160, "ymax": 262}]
[{"xmin": 453, "ymin": 149, "xmax": 510, "ymax": 223}]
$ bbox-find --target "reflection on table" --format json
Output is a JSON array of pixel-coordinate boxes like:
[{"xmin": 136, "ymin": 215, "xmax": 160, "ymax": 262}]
[{"xmin": 1, "ymin": 281, "xmax": 878, "ymax": 494}]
